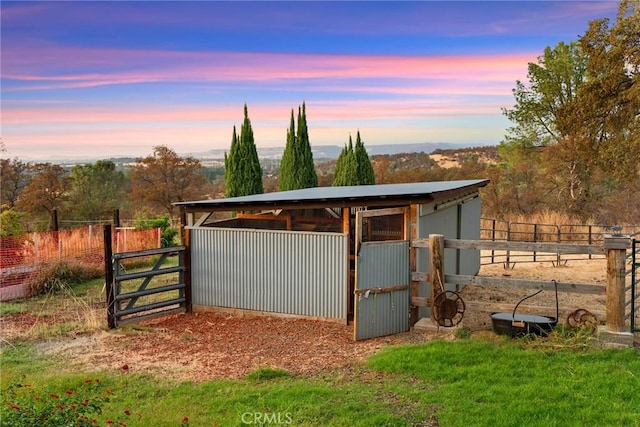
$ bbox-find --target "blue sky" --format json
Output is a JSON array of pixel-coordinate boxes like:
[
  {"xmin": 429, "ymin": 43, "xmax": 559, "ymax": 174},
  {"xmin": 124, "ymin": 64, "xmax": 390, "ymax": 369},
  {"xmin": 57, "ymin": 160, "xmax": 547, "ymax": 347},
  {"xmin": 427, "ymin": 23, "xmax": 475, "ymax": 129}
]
[{"xmin": 1, "ymin": 1, "xmax": 619, "ymax": 161}]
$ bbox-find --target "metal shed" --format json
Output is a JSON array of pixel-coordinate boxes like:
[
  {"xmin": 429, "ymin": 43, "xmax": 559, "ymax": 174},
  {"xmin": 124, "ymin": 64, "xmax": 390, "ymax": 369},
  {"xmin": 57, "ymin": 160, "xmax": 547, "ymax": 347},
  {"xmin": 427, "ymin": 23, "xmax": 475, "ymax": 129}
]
[{"xmin": 175, "ymin": 179, "xmax": 489, "ymax": 340}]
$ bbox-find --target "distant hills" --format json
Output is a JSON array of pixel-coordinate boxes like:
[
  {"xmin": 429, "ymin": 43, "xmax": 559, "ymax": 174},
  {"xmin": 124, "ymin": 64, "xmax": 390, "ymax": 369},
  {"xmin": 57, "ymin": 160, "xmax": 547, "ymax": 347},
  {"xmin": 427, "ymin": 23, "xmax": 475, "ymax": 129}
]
[{"xmin": 198, "ymin": 142, "xmax": 472, "ymax": 160}]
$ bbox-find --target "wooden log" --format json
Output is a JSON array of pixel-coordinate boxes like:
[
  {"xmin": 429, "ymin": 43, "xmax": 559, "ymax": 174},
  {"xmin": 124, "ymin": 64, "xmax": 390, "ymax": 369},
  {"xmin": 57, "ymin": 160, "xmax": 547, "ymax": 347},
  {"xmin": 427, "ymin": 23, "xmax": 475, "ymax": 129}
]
[{"xmin": 605, "ymin": 236, "xmax": 630, "ymax": 332}]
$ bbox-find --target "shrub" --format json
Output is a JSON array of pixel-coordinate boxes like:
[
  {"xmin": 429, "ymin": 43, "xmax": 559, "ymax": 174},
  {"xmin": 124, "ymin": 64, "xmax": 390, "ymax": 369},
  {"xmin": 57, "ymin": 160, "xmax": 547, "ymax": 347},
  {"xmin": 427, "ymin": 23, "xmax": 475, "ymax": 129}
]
[
  {"xmin": 134, "ymin": 215, "xmax": 178, "ymax": 247},
  {"xmin": 1, "ymin": 377, "xmax": 132, "ymax": 427},
  {"xmin": 27, "ymin": 261, "xmax": 103, "ymax": 297}
]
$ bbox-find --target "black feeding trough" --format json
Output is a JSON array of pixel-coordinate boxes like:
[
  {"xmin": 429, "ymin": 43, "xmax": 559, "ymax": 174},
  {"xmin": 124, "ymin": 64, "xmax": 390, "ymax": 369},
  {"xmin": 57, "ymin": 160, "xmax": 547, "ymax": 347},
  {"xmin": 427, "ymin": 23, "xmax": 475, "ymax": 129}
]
[{"xmin": 491, "ymin": 280, "xmax": 559, "ymax": 338}]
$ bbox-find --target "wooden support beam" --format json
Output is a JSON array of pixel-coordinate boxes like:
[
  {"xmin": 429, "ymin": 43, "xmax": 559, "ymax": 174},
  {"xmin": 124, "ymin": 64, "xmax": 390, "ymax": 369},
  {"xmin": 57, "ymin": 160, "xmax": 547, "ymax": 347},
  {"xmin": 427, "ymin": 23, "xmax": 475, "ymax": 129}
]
[
  {"xmin": 429, "ymin": 234, "xmax": 444, "ymax": 322},
  {"xmin": 604, "ymin": 236, "xmax": 630, "ymax": 332}
]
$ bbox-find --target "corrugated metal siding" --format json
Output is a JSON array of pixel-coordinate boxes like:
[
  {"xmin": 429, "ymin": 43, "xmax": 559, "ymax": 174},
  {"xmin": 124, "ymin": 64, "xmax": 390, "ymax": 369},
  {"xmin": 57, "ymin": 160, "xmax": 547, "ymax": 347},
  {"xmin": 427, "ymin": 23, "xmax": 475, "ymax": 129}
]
[
  {"xmin": 459, "ymin": 197, "xmax": 481, "ymax": 276},
  {"xmin": 189, "ymin": 227, "xmax": 347, "ymax": 321},
  {"xmin": 355, "ymin": 240, "xmax": 410, "ymax": 340}
]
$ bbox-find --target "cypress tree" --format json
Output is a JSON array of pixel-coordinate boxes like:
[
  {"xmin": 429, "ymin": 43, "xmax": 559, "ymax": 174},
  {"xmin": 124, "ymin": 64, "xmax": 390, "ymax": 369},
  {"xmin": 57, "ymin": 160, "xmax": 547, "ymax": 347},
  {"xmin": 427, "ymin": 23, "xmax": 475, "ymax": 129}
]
[
  {"xmin": 296, "ymin": 102, "xmax": 318, "ymax": 188},
  {"xmin": 239, "ymin": 104, "xmax": 263, "ymax": 195},
  {"xmin": 224, "ymin": 126, "xmax": 240, "ymax": 197},
  {"xmin": 354, "ymin": 131, "xmax": 375, "ymax": 185},
  {"xmin": 224, "ymin": 105, "xmax": 263, "ymax": 197},
  {"xmin": 279, "ymin": 110, "xmax": 297, "ymax": 191},
  {"xmin": 333, "ymin": 132, "xmax": 375, "ymax": 186},
  {"xmin": 333, "ymin": 136, "xmax": 358, "ymax": 186},
  {"xmin": 279, "ymin": 102, "xmax": 317, "ymax": 191}
]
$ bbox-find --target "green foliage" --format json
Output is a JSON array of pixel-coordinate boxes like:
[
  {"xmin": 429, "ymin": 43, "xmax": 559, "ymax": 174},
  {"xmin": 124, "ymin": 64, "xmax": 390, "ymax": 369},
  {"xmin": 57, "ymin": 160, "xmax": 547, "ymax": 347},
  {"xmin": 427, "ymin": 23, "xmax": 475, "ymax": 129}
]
[
  {"xmin": 224, "ymin": 105, "xmax": 263, "ymax": 197},
  {"xmin": 69, "ymin": 161, "xmax": 125, "ymax": 222},
  {"xmin": 134, "ymin": 215, "xmax": 177, "ymax": 247},
  {"xmin": 279, "ymin": 102, "xmax": 318, "ymax": 191},
  {"xmin": 1, "ymin": 377, "xmax": 131, "ymax": 427},
  {"xmin": 0, "ymin": 209, "xmax": 25, "ymax": 237},
  {"xmin": 333, "ymin": 132, "xmax": 375, "ymax": 186},
  {"xmin": 499, "ymin": 4, "xmax": 640, "ymax": 220}
]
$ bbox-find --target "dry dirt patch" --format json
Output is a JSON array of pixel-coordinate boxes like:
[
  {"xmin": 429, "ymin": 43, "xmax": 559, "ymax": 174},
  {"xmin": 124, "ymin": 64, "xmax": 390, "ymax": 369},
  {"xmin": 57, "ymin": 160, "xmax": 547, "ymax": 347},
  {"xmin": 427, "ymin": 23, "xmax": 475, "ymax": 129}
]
[{"xmin": 31, "ymin": 312, "xmax": 436, "ymax": 382}]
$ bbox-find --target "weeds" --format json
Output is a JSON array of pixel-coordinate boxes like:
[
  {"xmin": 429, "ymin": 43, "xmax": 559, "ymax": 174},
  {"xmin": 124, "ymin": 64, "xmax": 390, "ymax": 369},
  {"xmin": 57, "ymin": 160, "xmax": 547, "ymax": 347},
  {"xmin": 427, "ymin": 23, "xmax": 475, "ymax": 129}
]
[{"xmin": 27, "ymin": 261, "xmax": 103, "ymax": 297}]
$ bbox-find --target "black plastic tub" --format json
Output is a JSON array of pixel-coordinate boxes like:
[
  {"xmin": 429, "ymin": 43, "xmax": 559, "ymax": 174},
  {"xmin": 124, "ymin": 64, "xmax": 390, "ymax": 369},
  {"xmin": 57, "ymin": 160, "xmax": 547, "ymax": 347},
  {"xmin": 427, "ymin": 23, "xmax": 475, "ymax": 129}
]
[
  {"xmin": 491, "ymin": 312, "xmax": 557, "ymax": 337},
  {"xmin": 491, "ymin": 280, "xmax": 559, "ymax": 338}
]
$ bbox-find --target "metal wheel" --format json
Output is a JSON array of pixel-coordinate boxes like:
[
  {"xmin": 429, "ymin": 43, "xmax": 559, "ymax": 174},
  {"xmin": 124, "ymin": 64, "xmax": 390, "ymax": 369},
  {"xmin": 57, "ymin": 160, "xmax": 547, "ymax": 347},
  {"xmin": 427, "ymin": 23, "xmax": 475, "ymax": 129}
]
[
  {"xmin": 433, "ymin": 291, "xmax": 465, "ymax": 327},
  {"xmin": 567, "ymin": 308, "xmax": 598, "ymax": 331}
]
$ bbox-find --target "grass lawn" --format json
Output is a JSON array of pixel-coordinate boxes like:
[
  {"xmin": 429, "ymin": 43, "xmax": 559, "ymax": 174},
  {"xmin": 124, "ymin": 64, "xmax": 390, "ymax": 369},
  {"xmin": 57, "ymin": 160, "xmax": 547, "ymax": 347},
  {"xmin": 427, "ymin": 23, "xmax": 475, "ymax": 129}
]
[
  {"xmin": 2, "ymin": 335, "xmax": 638, "ymax": 426},
  {"xmin": 1, "ymin": 267, "xmax": 639, "ymax": 426}
]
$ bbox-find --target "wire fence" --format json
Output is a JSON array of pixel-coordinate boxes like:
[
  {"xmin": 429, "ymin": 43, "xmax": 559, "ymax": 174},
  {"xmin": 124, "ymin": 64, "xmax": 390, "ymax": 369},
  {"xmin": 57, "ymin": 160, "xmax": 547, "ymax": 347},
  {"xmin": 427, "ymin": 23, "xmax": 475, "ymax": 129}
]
[
  {"xmin": 0, "ymin": 226, "xmax": 161, "ymax": 300},
  {"xmin": 480, "ymin": 218, "xmax": 640, "ymax": 267}
]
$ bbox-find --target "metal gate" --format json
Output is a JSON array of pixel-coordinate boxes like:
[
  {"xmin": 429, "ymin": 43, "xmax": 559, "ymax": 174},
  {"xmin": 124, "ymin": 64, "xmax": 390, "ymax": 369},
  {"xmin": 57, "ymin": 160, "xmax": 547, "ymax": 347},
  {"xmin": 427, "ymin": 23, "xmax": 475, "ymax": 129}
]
[
  {"xmin": 631, "ymin": 239, "xmax": 639, "ymax": 333},
  {"xmin": 354, "ymin": 208, "xmax": 410, "ymax": 341},
  {"xmin": 106, "ymin": 246, "xmax": 187, "ymax": 328}
]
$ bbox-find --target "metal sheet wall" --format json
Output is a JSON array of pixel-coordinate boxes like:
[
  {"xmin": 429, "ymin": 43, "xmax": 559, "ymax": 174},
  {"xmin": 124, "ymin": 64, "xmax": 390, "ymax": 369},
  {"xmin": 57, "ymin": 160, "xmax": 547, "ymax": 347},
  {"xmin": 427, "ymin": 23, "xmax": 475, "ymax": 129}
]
[
  {"xmin": 355, "ymin": 240, "xmax": 410, "ymax": 340},
  {"xmin": 188, "ymin": 227, "xmax": 348, "ymax": 321}
]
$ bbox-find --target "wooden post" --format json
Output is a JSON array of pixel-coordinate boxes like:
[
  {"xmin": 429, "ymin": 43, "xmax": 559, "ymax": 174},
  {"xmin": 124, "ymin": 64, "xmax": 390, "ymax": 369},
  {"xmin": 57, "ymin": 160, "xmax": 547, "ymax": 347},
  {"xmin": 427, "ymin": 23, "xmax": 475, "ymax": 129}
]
[
  {"xmin": 429, "ymin": 234, "xmax": 444, "ymax": 322},
  {"xmin": 113, "ymin": 209, "xmax": 120, "ymax": 228},
  {"xmin": 342, "ymin": 207, "xmax": 352, "ymax": 319},
  {"xmin": 51, "ymin": 208, "xmax": 59, "ymax": 232},
  {"xmin": 409, "ymin": 205, "xmax": 419, "ymax": 325},
  {"xmin": 604, "ymin": 235, "xmax": 629, "ymax": 332},
  {"xmin": 183, "ymin": 227, "xmax": 192, "ymax": 313},
  {"xmin": 104, "ymin": 224, "xmax": 116, "ymax": 329}
]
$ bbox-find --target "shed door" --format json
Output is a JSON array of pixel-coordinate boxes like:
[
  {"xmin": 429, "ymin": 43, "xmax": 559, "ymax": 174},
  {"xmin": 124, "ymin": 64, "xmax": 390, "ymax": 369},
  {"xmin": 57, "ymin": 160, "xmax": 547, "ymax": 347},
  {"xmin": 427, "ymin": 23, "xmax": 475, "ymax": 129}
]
[{"xmin": 354, "ymin": 208, "xmax": 410, "ymax": 341}]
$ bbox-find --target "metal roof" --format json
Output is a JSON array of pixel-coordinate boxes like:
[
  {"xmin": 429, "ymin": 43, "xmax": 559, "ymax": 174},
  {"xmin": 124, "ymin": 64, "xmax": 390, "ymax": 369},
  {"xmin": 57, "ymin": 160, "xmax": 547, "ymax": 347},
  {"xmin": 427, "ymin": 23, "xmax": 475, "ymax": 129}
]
[{"xmin": 174, "ymin": 179, "xmax": 489, "ymax": 212}]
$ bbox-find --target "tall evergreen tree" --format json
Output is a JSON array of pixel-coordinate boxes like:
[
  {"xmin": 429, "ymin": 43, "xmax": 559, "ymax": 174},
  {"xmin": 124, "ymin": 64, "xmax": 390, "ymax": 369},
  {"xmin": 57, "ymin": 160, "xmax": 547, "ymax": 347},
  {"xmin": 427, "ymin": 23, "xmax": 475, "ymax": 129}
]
[
  {"xmin": 354, "ymin": 131, "xmax": 375, "ymax": 185},
  {"xmin": 278, "ymin": 102, "xmax": 317, "ymax": 191},
  {"xmin": 278, "ymin": 110, "xmax": 297, "ymax": 191},
  {"xmin": 224, "ymin": 105, "xmax": 263, "ymax": 197},
  {"xmin": 333, "ymin": 132, "xmax": 375, "ymax": 186}
]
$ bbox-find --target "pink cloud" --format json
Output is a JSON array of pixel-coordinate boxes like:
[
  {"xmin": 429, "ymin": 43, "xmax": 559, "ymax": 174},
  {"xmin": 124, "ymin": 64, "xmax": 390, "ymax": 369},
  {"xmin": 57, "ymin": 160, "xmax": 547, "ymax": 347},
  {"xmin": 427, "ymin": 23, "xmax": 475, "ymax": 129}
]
[{"xmin": 3, "ymin": 44, "xmax": 535, "ymax": 90}]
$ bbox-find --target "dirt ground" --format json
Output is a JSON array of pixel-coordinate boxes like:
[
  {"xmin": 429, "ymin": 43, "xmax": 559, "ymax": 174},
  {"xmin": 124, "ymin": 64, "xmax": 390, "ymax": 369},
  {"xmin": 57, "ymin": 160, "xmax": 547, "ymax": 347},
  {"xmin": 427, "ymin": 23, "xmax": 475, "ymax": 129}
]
[{"xmin": 1, "ymin": 256, "xmax": 614, "ymax": 382}]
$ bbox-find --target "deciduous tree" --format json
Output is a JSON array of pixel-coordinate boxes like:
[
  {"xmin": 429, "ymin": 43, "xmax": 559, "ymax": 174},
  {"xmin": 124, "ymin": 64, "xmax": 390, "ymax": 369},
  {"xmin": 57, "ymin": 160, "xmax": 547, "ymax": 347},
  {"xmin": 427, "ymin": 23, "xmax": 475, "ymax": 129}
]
[
  {"xmin": 130, "ymin": 145, "xmax": 209, "ymax": 217},
  {"xmin": 16, "ymin": 163, "xmax": 71, "ymax": 219},
  {"xmin": 69, "ymin": 160, "xmax": 126, "ymax": 221},
  {"xmin": 0, "ymin": 158, "xmax": 30, "ymax": 210}
]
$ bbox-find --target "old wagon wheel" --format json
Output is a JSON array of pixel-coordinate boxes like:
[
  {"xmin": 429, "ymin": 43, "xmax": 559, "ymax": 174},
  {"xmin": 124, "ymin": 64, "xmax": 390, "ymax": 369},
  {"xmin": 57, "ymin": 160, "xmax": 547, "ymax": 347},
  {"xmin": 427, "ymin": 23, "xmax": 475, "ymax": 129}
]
[
  {"xmin": 433, "ymin": 291, "xmax": 466, "ymax": 327},
  {"xmin": 567, "ymin": 309, "xmax": 598, "ymax": 331}
]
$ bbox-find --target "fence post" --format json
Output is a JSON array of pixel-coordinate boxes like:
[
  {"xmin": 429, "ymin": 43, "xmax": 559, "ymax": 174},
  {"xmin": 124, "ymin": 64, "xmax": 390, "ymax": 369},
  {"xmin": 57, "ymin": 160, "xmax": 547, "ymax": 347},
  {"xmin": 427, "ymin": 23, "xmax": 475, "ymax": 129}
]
[
  {"xmin": 604, "ymin": 234, "xmax": 630, "ymax": 332},
  {"xmin": 429, "ymin": 234, "xmax": 444, "ymax": 322},
  {"xmin": 104, "ymin": 224, "xmax": 116, "ymax": 329}
]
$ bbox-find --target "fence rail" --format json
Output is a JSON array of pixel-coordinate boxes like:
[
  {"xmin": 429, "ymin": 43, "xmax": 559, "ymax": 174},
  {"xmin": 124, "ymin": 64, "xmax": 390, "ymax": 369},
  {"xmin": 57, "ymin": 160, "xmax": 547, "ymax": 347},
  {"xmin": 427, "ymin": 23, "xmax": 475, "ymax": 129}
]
[
  {"xmin": 479, "ymin": 218, "xmax": 639, "ymax": 267},
  {"xmin": 413, "ymin": 235, "xmax": 631, "ymax": 336}
]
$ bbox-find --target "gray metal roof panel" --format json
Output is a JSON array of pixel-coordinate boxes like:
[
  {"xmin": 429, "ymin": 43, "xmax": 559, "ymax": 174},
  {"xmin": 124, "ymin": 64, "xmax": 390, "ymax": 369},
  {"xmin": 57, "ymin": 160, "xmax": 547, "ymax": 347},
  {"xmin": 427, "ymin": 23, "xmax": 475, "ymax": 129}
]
[{"xmin": 174, "ymin": 179, "xmax": 489, "ymax": 208}]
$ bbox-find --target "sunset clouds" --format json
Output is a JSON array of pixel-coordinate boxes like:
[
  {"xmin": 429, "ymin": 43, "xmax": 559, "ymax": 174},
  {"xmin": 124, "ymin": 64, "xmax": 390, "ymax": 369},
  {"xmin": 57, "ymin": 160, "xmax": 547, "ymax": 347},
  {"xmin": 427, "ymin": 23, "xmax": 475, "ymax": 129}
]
[{"xmin": 1, "ymin": 1, "xmax": 618, "ymax": 160}]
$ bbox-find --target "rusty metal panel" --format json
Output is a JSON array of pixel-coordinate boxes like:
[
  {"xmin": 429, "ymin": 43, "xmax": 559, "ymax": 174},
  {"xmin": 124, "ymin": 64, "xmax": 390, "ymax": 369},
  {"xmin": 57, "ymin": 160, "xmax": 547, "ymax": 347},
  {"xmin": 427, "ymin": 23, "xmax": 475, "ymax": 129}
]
[
  {"xmin": 188, "ymin": 227, "xmax": 348, "ymax": 321},
  {"xmin": 355, "ymin": 240, "xmax": 410, "ymax": 340}
]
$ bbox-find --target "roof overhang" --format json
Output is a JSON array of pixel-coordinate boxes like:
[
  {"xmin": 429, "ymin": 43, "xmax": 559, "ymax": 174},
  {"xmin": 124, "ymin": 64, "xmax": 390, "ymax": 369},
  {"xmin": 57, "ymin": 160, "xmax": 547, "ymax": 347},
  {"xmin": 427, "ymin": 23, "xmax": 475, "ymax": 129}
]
[{"xmin": 173, "ymin": 179, "xmax": 489, "ymax": 213}]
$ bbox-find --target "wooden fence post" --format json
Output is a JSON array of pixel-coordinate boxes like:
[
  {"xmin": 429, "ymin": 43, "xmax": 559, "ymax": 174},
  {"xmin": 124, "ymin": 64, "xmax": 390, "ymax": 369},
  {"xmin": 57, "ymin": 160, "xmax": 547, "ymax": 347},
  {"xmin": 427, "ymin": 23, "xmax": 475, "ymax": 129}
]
[
  {"xmin": 429, "ymin": 234, "xmax": 444, "ymax": 322},
  {"xmin": 104, "ymin": 224, "xmax": 116, "ymax": 329},
  {"xmin": 604, "ymin": 234, "xmax": 630, "ymax": 332}
]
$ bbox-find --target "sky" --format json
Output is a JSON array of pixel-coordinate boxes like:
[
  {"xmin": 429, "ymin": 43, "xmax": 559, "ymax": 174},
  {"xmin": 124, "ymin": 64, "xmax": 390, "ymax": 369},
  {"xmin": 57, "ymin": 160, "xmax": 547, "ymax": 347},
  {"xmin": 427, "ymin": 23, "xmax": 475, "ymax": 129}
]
[{"xmin": 1, "ymin": 1, "xmax": 620, "ymax": 161}]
